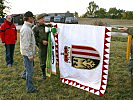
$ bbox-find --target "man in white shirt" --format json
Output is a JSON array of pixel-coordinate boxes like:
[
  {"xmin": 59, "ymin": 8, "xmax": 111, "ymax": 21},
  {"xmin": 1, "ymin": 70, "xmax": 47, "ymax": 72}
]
[{"xmin": 20, "ymin": 11, "xmax": 37, "ymax": 93}]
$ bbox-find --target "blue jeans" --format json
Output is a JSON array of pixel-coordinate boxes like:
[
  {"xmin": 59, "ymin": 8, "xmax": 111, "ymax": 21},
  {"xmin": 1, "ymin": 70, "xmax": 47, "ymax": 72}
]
[
  {"xmin": 5, "ymin": 44, "xmax": 15, "ymax": 65},
  {"xmin": 22, "ymin": 56, "xmax": 36, "ymax": 92}
]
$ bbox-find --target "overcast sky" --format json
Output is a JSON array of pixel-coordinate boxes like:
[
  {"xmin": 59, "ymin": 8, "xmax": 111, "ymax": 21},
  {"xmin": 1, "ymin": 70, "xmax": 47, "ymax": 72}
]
[{"xmin": 8, "ymin": 0, "xmax": 133, "ymax": 16}]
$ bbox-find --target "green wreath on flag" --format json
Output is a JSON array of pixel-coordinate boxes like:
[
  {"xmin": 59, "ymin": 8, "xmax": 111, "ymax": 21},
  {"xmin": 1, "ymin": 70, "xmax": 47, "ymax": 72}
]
[{"xmin": 46, "ymin": 26, "xmax": 57, "ymax": 77}]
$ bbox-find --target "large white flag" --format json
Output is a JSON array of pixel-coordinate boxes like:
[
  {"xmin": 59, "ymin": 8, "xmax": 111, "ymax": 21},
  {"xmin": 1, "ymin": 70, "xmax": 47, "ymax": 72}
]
[{"xmin": 58, "ymin": 24, "xmax": 111, "ymax": 96}]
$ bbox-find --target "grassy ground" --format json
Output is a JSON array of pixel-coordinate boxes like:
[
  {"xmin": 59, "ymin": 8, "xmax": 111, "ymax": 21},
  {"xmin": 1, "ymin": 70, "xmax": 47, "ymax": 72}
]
[{"xmin": 0, "ymin": 35, "xmax": 132, "ymax": 100}]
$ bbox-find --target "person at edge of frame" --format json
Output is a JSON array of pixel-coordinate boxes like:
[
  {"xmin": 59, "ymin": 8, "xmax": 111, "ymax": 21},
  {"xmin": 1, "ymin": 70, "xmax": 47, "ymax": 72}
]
[
  {"xmin": 0, "ymin": 15, "xmax": 17, "ymax": 67},
  {"xmin": 119, "ymin": 27, "xmax": 133, "ymax": 99}
]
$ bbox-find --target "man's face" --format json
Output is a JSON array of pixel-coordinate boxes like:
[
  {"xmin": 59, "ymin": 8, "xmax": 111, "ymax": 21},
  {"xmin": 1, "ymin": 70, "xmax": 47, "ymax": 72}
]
[
  {"xmin": 6, "ymin": 15, "xmax": 12, "ymax": 22},
  {"xmin": 28, "ymin": 17, "xmax": 34, "ymax": 23},
  {"xmin": 38, "ymin": 17, "xmax": 45, "ymax": 25}
]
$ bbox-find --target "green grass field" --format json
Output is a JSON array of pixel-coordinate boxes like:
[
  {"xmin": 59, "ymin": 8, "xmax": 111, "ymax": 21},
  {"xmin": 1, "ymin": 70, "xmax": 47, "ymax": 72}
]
[{"xmin": 0, "ymin": 35, "xmax": 132, "ymax": 100}]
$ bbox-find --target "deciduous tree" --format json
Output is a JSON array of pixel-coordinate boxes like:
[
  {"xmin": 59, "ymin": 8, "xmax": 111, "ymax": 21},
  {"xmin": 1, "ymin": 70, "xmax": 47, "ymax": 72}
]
[{"xmin": 0, "ymin": 0, "xmax": 10, "ymax": 17}]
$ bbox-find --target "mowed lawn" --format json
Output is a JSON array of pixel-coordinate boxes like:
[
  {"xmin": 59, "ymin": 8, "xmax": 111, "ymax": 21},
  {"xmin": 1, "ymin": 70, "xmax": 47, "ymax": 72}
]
[{"xmin": 0, "ymin": 34, "xmax": 132, "ymax": 100}]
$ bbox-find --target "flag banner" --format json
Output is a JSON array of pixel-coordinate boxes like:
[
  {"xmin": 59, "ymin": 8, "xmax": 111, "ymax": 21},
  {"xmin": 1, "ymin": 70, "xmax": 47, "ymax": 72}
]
[
  {"xmin": 54, "ymin": 34, "xmax": 59, "ymax": 66},
  {"xmin": 46, "ymin": 31, "xmax": 52, "ymax": 77},
  {"xmin": 46, "ymin": 28, "xmax": 57, "ymax": 77},
  {"xmin": 58, "ymin": 24, "xmax": 111, "ymax": 96},
  {"xmin": 51, "ymin": 32, "xmax": 56, "ymax": 74}
]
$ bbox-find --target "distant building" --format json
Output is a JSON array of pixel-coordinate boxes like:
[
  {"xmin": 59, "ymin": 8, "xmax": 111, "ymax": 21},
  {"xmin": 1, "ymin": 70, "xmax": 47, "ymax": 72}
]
[
  {"xmin": 47, "ymin": 13, "xmax": 74, "ymax": 17},
  {"xmin": 11, "ymin": 14, "xmax": 24, "ymax": 25},
  {"xmin": 11, "ymin": 13, "xmax": 74, "ymax": 25}
]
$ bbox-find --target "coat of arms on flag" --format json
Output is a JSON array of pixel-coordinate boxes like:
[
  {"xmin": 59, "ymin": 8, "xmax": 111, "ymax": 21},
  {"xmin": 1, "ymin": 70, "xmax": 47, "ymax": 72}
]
[
  {"xmin": 63, "ymin": 45, "xmax": 100, "ymax": 70},
  {"xmin": 71, "ymin": 45, "xmax": 100, "ymax": 70},
  {"xmin": 58, "ymin": 24, "xmax": 111, "ymax": 96}
]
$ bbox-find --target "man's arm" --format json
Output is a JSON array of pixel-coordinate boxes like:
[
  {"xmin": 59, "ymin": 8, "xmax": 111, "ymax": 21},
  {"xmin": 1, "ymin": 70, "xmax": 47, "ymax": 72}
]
[
  {"xmin": 33, "ymin": 25, "xmax": 48, "ymax": 46},
  {"xmin": 0, "ymin": 24, "xmax": 5, "ymax": 44},
  {"xmin": 127, "ymin": 28, "xmax": 133, "ymax": 35},
  {"xmin": 119, "ymin": 27, "xmax": 133, "ymax": 35},
  {"xmin": 14, "ymin": 25, "xmax": 17, "ymax": 41},
  {"xmin": 32, "ymin": 26, "xmax": 42, "ymax": 46}
]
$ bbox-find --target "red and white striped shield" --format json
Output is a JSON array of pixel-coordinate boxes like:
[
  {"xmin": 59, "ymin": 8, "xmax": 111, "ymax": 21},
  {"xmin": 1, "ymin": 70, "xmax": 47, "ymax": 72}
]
[{"xmin": 71, "ymin": 45, "xmax": 101, "ymax": 70}]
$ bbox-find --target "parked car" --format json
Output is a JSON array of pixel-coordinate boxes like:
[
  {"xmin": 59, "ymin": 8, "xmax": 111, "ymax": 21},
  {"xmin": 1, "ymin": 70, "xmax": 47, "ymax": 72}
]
[
  {"xmin": 65, "ymin": 17, "xmax": 78, "ymax": 24},
  {"xmin": 60, "ymin": 16, "xmax": 66, "ymax": 23},
  {"xmin": 0, "ymin": 18, "xmax": 5, "ymax": 26},
  {"xmin": 54, "ymin": 15, "xmax": 62, "ymax": 23},
  {"xmin": 45, "ymin": 16, "xmax": 54, "ymax": 23},
  {"xmin": 50, "ymin": 16, "xmax": 54, "ymax": 22},
  {"xmin": 73, "ymin": 17, "xmax": 78, "ymax": 24}
]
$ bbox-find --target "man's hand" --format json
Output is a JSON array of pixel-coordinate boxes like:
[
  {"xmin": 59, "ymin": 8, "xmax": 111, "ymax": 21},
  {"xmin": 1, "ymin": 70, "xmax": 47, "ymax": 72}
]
[
  {"xmin": 118, "ymin": 27, "xmax": 128, "ymax": 32},
  {"xmin": 42, "ymin": 40, "xmax": 48, "ymax": 45},
  {"xmin": 28, "ymin": 56, "xmax": 34, "ymax": 61},
  {"xmin": 2, "ymin": 43, "xmax": 5, "ymax": 46}
]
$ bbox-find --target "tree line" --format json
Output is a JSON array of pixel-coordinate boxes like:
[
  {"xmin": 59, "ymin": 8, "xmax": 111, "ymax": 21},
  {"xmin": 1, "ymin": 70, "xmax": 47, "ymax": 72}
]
[{"xmin": 74, "ymin": 1, "xmax": 133, "ymax": 19}]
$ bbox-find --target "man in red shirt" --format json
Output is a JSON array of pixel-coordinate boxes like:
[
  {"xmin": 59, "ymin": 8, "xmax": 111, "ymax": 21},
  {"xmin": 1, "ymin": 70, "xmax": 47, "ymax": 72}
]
[{"xmin": 0, "ymin": 15, "xmax": 17, "ymax": 67}]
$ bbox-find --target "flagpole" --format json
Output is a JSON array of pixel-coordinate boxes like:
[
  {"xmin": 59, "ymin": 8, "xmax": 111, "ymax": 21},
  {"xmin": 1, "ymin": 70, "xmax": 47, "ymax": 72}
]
[{"xmin": 126, "ymin": 34, "xmax": 132, "ymax": 62}]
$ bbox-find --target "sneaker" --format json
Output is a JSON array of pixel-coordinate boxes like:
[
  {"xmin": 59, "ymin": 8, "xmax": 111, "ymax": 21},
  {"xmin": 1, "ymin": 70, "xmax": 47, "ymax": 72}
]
[
  {"xmin": 7, "ymin": 64, "xmax": 12, "ymax": 67},
  {"xmin": 27, "ymin": 89, "xmax": 38, "ymax": 93},
  {"xmin": 21, "ymin": 76, "xmax": 26, "ymax": 80},
  {"xmin": 42, "ymin": 75, "xmax": 46, "ymax": 80}
]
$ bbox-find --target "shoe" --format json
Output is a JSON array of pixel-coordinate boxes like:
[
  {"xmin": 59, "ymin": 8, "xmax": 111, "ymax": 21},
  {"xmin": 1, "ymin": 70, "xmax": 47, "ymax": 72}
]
[
  {"xmin": 21, "ymin": 76, "xmax": 26, "ymax": 80},
  {"xmin": 27, "ymin": 89, "xmax": 38, "ymax": 93},
  {"xmin": 21, "ymin": 77, "xmax": 26, "ymax": 80},
  {"xmin": 42, "ymin": 75, "xmax": 46, "ymax": 80},
  {"xmin": 7, "ymin": 64, "xmax": 12, "ymax": 67},
  {"xmin": 41, "ymin": 67, "xmax": 46, "ymax": 80}
]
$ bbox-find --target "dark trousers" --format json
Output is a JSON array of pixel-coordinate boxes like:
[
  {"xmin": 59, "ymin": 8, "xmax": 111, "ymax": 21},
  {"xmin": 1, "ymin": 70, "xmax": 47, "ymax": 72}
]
[
  {"xmin": 129, "ymin": 59, "xmax": 133, "ymax": 99},
  {"xmin": 131, "ymin": 70, "xmax": 133, "ymax": 99},
  {"xmin": 38, "ymin": 45, "xmax": 47, "ymax": 77},
  {"xmin": 5, "ymin": 44, "xmax": 15, "ymax": 65}
]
